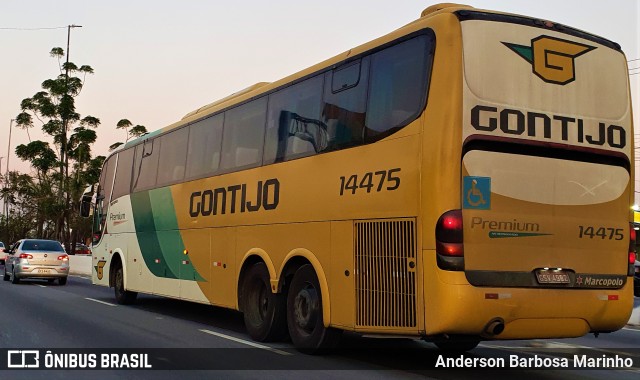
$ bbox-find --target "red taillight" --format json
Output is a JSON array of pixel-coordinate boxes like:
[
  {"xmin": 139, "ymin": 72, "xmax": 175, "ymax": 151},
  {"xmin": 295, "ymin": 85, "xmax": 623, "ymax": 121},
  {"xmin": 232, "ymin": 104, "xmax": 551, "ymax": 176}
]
[
  {"xmin": 629, "ymin": 224, "xmax": 637, "ymax": 275},
  {"xmin": 437, "ymin": 242, "xmax": 464, "ymax": 257},
  {"xmin": 436, "ymin": 210, "xmax": 464, "ymax": 257},
  {"xmin": 58, "ymin": 255, "xmax": 69, "ymax": 261},
  {"xmin": 19, "ymin": 253, "xmax": 33, "ymax": 259},
  {"xmin": 629, "ymin": 224, "xmax": 637, "ymax": 262}
]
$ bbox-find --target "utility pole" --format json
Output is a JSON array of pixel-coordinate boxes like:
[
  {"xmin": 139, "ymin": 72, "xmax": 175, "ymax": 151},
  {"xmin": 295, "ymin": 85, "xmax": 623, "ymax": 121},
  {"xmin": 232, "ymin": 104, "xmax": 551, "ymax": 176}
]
[
  {"xmin": 58, "ymin": 24, "xmax": 81, "ymax": 251},
  {"xmin": 4, "ymin": 119, "xmax": 13, "ymax": 243},
  {"xmin": 60, "ymin": 24, "xmax": 82, "ymax": 197}
]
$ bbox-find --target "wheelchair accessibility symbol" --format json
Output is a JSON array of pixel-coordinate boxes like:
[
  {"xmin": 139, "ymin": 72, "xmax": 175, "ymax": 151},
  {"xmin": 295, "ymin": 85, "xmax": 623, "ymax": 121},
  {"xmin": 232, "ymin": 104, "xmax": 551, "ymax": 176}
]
[{"xmin": 463, "ymin": 176, "xmax": 491, "ymax": 210}]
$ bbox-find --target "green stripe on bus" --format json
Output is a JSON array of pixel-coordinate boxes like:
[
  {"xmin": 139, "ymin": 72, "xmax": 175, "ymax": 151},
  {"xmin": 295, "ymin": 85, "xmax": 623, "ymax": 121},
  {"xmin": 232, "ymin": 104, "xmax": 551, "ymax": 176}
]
[
  {"xmin": 131, "ymin": 191, "xmax": 178, "ymax": 279},
  {"xmin": 132, "ymin": 188, "xmax": 205, "ymax": 281}
]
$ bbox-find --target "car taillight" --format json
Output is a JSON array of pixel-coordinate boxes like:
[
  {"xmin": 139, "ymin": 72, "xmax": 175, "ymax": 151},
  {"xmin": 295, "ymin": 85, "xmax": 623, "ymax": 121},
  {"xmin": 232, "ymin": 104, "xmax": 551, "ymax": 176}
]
[
  {"xmin": 58, "ymin": 255, "xmax": 69, "ymax": 261},
  {"xmin": 436, "ymin": 209, "xmax": 464, "ymax": 271},
  {"xmin": 19, "ymin": 253, "xmax": 33, "ymax": 259}
]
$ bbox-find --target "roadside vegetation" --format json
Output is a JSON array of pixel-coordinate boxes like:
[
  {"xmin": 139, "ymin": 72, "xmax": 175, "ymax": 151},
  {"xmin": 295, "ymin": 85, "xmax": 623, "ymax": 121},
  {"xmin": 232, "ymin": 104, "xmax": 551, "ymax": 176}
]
[{"xmin": 0, "ymin": 47, "xmax": 145, "ymax": 249}]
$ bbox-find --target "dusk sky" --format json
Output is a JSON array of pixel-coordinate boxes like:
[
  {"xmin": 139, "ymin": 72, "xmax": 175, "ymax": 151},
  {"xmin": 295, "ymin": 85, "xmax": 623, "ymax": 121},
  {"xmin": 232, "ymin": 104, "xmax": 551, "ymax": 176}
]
[{"xmin": 1, "ymin": 0, "xmax": 638, "ymax": 192}]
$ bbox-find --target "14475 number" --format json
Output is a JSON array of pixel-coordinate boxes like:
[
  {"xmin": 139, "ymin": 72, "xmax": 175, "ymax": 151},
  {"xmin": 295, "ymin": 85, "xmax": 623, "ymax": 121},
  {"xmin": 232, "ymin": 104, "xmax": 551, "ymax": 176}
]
[
  {"xmin": 339, "ymin": 168, "xmax": 400, "ymax": 196},
  {"xmin": 578, "ymin": 226, "xmax": 624, "ymax": 240}
]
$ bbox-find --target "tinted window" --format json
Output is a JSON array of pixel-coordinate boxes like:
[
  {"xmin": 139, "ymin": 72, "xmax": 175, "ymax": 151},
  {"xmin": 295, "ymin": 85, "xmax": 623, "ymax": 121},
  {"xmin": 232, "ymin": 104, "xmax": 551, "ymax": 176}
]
[
  {"xmin": 264, "ymin": 75, "xmax": 324, "ymax": 163},
  {"xmin": 220, "ymin": 98, "xmax": 267, "ymax": 171},
  {"xmin": 365, "ymin": 35, "xmax": 430, "ymax": 141},
  {"xmin": 99, "ymin": 156, "xmax": 116, "ymax": 205},
  {"xmin": 96, "ymin": 156, "xmax": 115, "ymax": 242},
  {"xmin": 332, "ymin": 61, "xmax": 361, "ymax": 93},
  {"xmin": 157, "ymin": 127, "xmax": 189, "ymax": 186},
  {"xmin": 112, "ymin": 148, "xmax": 134, "ymax": 199},
  {"xmin": 132, "ymin": 139, "xmax": 159, "ymax": 191},
  {"xmin": 186, "ymin": 115, "xmax": 224, "ymax": 179},
  {"xmin": 22, "ymin": 240, "xmax": 64, "ymax": 252},
  {"xmin": 321, "ymin": 57, "xmax": 369, "ymax": 150}
]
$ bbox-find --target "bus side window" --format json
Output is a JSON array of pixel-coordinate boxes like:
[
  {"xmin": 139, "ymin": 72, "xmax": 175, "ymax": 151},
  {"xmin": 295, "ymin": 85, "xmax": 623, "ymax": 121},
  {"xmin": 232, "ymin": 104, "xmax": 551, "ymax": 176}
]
[
  {"xmin": 157, "ymin": 127, "xmax": 189, "ymax": 186},
  {"xmin": 186, "ymin": 114, "xmax": 224, "ymax": 179},
  {"xmin": 321, "ymin": 57, "xmax": 369, "ymax": 151},
  {"xmin": 264, "ymin": 74, "xmax": 324, "ymax": 164},
  {"xmin": 365, "ymin": 35, "xmax": 432, "ymax": 142},
  {"xmin": 95, "ymin": 156, "xmax": 116, "ymax": 243},
  {"xmin": 220, "ymin": 97, "xmax": 267, "ymax": 171},
  {"xmin": 112, "ymin": 148, "xmax": 134, "ymax": 200},
  {"xmin": 132, "ymin": 139, "xmax": 160, "ymax": 191}
]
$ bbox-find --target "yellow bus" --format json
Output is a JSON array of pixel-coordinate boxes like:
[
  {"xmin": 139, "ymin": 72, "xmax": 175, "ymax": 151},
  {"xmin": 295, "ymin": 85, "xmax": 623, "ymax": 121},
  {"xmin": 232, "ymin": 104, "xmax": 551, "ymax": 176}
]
[{"xmin": 81, "ymin": 3, "xmax": 636, "ymax": 352}]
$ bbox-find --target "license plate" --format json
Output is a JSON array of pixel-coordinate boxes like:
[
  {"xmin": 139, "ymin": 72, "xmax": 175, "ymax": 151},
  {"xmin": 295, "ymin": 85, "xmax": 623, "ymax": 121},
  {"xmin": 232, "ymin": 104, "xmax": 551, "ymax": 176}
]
[
  {"xmin": 37, "ymin": 269, "xmax": 51, "ymax": 274},
  {"xmin": 535, "ymin": 270, "xmax": 570, "ymax": 284}
]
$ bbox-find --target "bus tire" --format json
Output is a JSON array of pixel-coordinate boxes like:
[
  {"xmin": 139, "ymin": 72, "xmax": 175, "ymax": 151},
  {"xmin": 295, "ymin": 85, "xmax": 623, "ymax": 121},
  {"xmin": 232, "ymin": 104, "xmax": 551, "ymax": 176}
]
[
  {"xmin": 242, "ymin": 262, "xmax": 288, "ymax": 342},
  {"xmin": 114, "ymin": 265, "xmax": 137, "ymax": 305},
  {"xmin": 287, "ymin": 264, "xmax": 341, "ymax": 354}
]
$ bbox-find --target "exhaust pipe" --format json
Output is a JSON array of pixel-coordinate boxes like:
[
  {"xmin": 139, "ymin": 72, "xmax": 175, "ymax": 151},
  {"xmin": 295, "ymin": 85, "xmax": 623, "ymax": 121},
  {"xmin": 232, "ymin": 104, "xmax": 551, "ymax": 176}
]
[{"xmin": 483, "ymin": 318, "xmax": 505, "ymax": 337}]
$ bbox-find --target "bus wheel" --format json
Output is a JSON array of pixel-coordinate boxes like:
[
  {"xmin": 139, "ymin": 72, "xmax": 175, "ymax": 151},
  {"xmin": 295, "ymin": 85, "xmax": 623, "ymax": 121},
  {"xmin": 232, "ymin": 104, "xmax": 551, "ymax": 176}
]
[
  {"xmin": 114, "ymin": 265, "xmax": 137, "ymax": 305},
  {"xmin": 242, "ymin": 262, "xmax": 287, "ymax": 342},
  {"xmin": 287, "ymin": 264, "xmax": 341, "ymax": 354},
  {"xmin": 433, "ymin": 336, "xmax": 480, "ymax": 352}
]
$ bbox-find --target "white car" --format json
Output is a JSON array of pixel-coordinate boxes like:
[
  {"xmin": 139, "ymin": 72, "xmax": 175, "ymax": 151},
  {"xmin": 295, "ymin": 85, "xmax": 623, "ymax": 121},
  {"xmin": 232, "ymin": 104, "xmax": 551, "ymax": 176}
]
[{"xmin": 2, "ymin": 239, "xmax": 69, "ymax": 285}]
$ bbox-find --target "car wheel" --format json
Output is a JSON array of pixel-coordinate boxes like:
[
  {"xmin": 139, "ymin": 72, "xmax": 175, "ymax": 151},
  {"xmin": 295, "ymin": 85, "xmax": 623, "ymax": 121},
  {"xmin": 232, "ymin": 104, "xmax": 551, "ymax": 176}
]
[
  {"xmin": 114, "ymin": 265, "xmax": 137, "ymax": 304},
  {"xmin": 287, "ymin": 264, "xmax": 341, "ymax": 354},
  {"xmin": 11, "ymin": 268, "xmax": 20, "ymax": 284},
  {"xmin": 58, "ymin": 277, "xmax": 67, "ymax": 286},
  {"xmin": 2, "ymin": 268, "xmax": 9, "ymax": 281},
  {"xmin": 242, "ymin": 262, "xmax": 288, "ymax": 342}
]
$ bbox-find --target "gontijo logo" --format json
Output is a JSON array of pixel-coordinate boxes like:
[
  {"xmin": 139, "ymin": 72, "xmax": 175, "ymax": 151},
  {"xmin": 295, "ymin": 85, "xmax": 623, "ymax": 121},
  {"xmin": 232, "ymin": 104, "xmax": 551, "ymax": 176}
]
[{"xmin": 503, "ymin": 35, "xmax": 596, "ymax": 85}]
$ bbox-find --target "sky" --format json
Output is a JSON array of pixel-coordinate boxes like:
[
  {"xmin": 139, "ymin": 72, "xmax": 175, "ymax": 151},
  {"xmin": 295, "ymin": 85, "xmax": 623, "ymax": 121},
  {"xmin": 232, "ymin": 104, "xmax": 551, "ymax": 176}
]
[{"xmin": 1, "ymin": 0, "xmax": 639, "ymax": 195}]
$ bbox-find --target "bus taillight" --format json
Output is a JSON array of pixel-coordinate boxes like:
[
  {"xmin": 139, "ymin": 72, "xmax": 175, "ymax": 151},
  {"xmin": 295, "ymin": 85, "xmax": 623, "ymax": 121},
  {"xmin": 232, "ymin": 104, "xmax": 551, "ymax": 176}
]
[
  {"xmin": 436, "ymin": 209, "xmax": 464, "ymax": 271},
  {"xmin": 629, "ymin": 224, "xmax": 636, "ymax": 276}
]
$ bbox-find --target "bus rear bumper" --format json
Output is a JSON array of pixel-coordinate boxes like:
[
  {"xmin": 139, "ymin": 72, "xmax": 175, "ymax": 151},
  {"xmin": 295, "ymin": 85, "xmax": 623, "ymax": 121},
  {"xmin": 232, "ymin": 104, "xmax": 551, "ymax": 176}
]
[{"xmin": 424, "ymin": 258, "xmax": 633, "ymax": 339}]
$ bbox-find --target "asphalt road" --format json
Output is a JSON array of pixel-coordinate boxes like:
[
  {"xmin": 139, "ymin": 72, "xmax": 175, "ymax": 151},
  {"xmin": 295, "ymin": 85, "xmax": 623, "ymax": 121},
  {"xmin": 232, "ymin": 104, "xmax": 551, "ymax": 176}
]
[{"xmin": 0, "ymin": 272, "xmax": 638, "ymax": 379}]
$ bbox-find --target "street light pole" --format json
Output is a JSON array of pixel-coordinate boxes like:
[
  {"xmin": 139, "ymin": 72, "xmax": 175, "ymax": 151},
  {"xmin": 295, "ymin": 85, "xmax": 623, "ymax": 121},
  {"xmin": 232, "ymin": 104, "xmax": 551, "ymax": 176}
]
[
  {"xmin": 60, "ymin": 24, "xmax": 82, "ymax": 193},
  {"xmin": 6, "ymin": 119, "xmax": 12, "ymax": 179},
  {"xmin": 59, "ymin": 24, "xmax": 82, "ymax": 251},
  {"xmin": 4, "ymin": 119, "xmax": 13, "ymax": 243}
]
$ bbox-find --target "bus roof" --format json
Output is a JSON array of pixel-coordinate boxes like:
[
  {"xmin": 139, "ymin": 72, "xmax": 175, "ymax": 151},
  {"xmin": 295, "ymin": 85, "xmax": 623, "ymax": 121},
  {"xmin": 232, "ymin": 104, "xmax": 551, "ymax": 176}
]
[{"xmin": 116, "ymin": 3, "xmax": 621, "ymax": 154}]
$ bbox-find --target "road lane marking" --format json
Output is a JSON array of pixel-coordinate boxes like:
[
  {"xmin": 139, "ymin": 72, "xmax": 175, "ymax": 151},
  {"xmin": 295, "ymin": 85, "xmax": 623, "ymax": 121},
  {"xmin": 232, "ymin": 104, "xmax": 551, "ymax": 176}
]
[
  {"xmin": 35, "ymin": 284, "xmax": 47, "ymax": 288},
  {"xmin": 622, "ymin": 327, "xmax": 640, "ymax": 333},
  {"xmin": 85, "ymin": 297, "xmax": 117, "ymax": 307},
  {"xmin": 199, "ymin": 329, "xmax": 292, "ymax": 356}
]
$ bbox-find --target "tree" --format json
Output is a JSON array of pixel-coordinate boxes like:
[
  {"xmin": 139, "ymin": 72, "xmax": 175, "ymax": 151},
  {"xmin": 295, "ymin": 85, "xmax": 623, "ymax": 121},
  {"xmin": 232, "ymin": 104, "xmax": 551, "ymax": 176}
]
[
  {"xmin": 109, "ymin": 119, "xmax": 147, "ymax": 151},
  {"xmin": 14, "ymin": 47, "xmax": 100, "ymax": 250}
]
